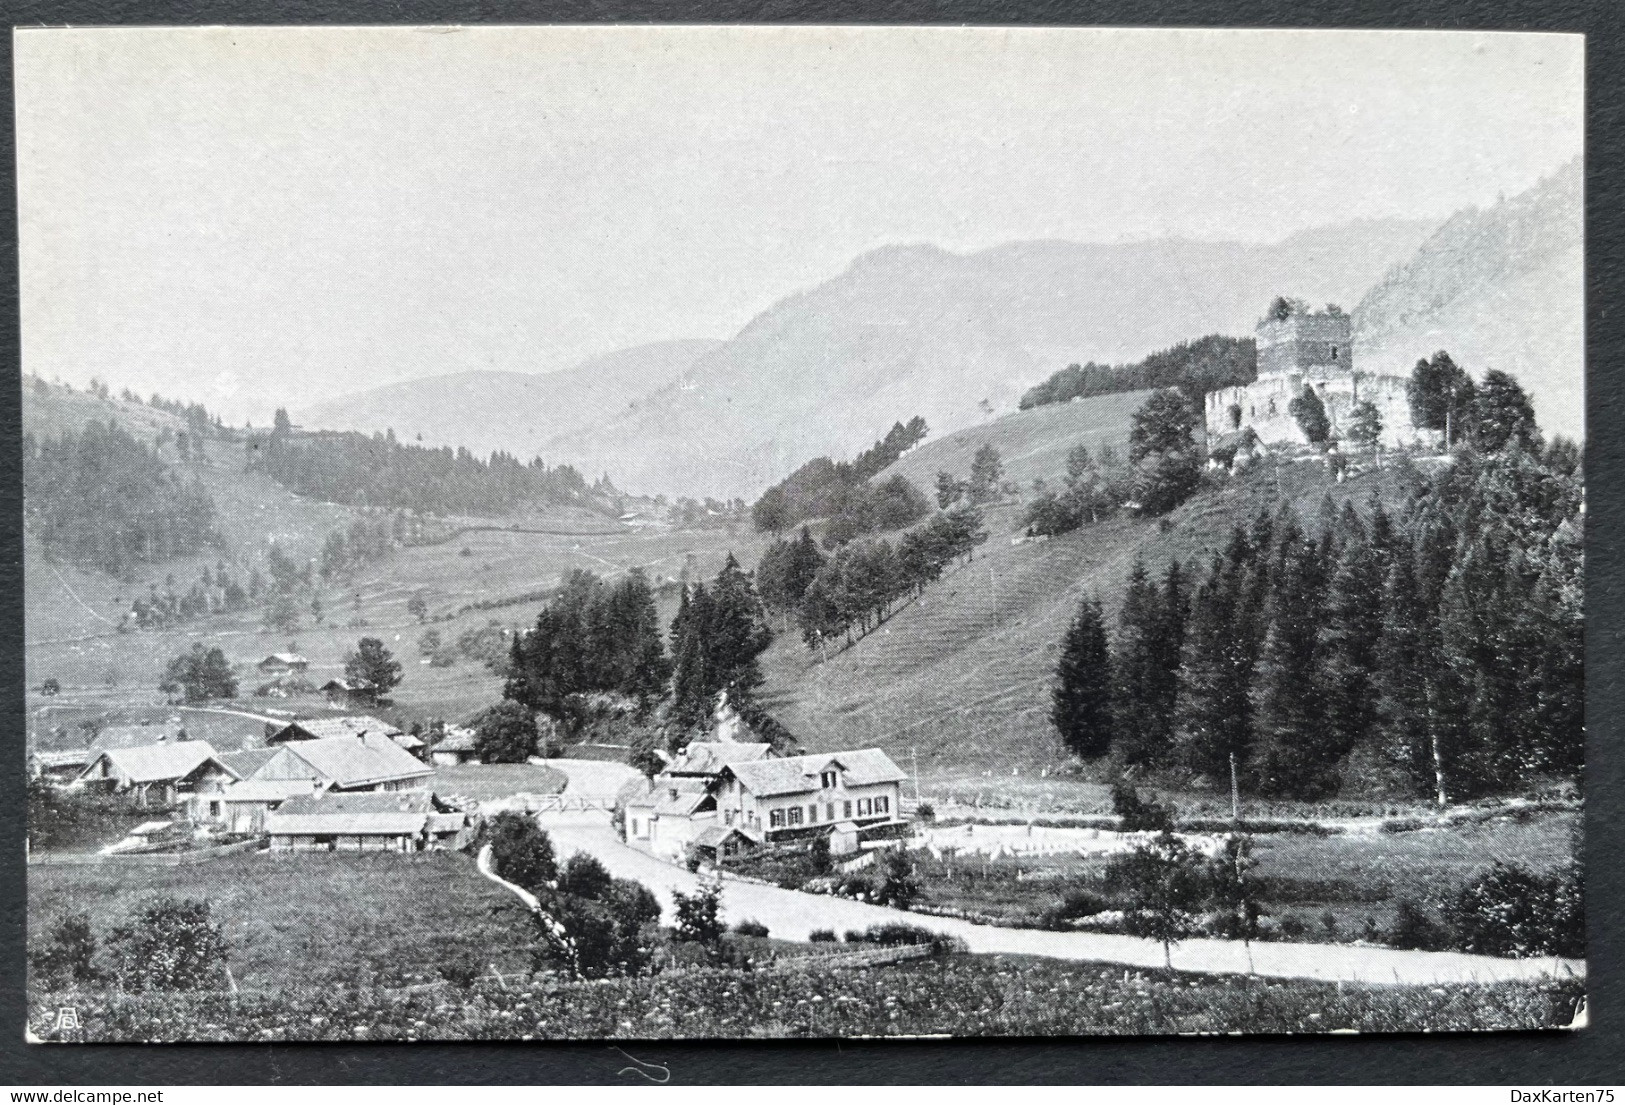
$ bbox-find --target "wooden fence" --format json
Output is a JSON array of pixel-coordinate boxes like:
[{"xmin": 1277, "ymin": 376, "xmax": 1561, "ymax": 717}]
[{"xmin": 524, "ymin": 794, "xmax": 616, "ymax": 814}]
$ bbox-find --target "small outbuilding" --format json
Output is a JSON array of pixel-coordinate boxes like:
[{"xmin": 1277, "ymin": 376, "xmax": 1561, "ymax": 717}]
[
  {"xmin": 265, "ymin": 790, "xmax": 468, "ymax": 852},
  {"xmin": 429, "ymin": 726, "xmax": 480, "ymax": 766}
]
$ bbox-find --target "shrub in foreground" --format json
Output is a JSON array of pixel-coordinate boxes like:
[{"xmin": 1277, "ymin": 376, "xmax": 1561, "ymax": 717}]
[
  {"xmin": 107, "ymin": 898, "xmax": 229, "ymax": 992},
  {"xmin": 1441, "ymin": 862, "xmax": 1584, "ymax": 959}
]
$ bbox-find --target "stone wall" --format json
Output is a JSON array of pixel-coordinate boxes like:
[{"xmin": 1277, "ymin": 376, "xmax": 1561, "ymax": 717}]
[{"xmin": 1205, "ymin": 370, "xmax": 1436, "ymax": 450}]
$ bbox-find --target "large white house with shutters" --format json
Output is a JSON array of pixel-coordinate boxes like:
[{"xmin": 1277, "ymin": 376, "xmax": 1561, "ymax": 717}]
[
  {"xmin": 714, "ymin": 749, "xmax": 906, "ymax": 840},
  {"xmin": 622, "ymin": 745, "xmax": 909, "ymax": 864}
]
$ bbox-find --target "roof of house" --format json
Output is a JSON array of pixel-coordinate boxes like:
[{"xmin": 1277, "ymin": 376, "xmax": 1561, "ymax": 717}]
[
  {"xmin": 392, "ymin": 732, "xmax": 425, "ymax": 751},
  {"xmin": 723, "ymin": 749, "xmax": 907, "ymax": 798},
  {"xmin": 619, "ymin": 777, "xmax": 657, "ymax": 809},
  {"xmin": 260, "ymin": 652, "xmax": 308, "ymax": 666},
  {"xmin": 693, "ymin": 824, "xmax": 760, "ymax": 848},
  {"xmin": 654, "ymin": 786, "xmax": 712, "ymax": 817},
  {"xmin": 274, "ymin": 715, "xmax": 403, "ymax": 742},
  {"xmin": 219, "ymin": 778, "xmax": 322, "ymax": 802},
  {"xmin": 80, "ymin": 741, "xmax": 234, "ymax": 785},
  {"xmin": 265, "ymin": 811, "xmax": 428, "ymax": 836},
  {"xmin": 666, "ymin": 741, "xmax": 774, "ymax": 776},
  {"xmin": 89, "ymin": 725, "xmax": 181, "ymax": 752},
  {"xmin": 264, "ymin": 790, "xmax": 438, "ymax": 836},
  {"xmin": 267, "ymin": 733, "xmax": 431, "ymax": 789},
  {"xmin": 220, "ymin": 747, "xmax": 279, "ymax": 778},
  {"xmin": 426, "ymin": 812, "xmax": 468, "ymax": 834}
]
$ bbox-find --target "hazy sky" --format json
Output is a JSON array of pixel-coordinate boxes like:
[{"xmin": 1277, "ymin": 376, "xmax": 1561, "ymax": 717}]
[{"xmin": 17, "ymin": 26, "xmax": 1582, "ymax": 424}]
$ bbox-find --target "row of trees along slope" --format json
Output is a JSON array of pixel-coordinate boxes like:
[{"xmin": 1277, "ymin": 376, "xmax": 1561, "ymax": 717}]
[
  {"xmin": 751, "ymin": 416, "xmax": 931, "ymax": 542},
  {"xmin": 1052, "ymin": 373, "xmax": 1580, "ymax": 803},
  {"xmin": 1019, "ymin": 334, "xmax": 1257, "ymax": 411},
  {"xmin": 247, "ymin": 408, "xmax": 612, "ymax": 517}
]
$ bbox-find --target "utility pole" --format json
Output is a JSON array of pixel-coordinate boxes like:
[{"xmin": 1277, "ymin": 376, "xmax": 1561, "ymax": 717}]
[
  {"xmin": 1229, "ymin": 751, "xmax": 1241, "ymax": 824},
  {"xmin": 911, "ymin": 746, "xmax": 921, "ymax": 803}
]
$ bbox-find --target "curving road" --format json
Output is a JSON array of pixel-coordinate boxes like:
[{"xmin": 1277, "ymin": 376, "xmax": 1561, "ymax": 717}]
[{"xmin": 535, "ymin": 761, "xmax": 1585, "ymax": 987}]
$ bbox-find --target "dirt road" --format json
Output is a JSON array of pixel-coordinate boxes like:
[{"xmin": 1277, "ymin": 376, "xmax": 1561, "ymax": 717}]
[{"xmin": 533, "ymin": 761, "xmax": 1581, "ymax": 987}]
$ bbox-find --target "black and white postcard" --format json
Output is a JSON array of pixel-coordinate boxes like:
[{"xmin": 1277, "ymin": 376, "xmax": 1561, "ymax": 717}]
[{"xmin": 18, "ymin": 25, "xmax": 1585, "ymax": 1041}]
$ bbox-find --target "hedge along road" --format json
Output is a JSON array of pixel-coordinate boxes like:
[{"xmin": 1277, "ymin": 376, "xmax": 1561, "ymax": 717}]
[{"xmin": 530, "ymin": 764, "xmax": 1583, "ymax": 987}]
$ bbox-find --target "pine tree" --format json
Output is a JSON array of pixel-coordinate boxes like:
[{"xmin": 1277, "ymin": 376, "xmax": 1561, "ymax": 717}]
[
  {"xmin": 1112, "ymin": 563, "xmax": 1165, "ymax": 765},
  {"xmin": 1374, "ymin": 544, "xmax": 1444, "ymax": 802},
  {"xmin": 1317, "ymin": 529, "xmax": 1386, "ymax": 765},
  {"xmin": 1248, "ymin": 543, "xmax": 1335, "ymax": 798},
  {"xmin": 1052, "ymin": 595, "xmax": 1114, "ymax": 760},
  {"xmin": 1174, "ymin": 555, "xmax": 1254, "ymax": 781}
]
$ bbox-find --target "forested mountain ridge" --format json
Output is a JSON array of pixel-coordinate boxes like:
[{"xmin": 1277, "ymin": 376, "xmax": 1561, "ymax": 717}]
[
  {"xmin": 246, "ymin": 423, "xmax": 616, "ymax": 518},
  {"xmin": 1354, "ymin": 158, "xmax": 1583, "ymax": 440}
]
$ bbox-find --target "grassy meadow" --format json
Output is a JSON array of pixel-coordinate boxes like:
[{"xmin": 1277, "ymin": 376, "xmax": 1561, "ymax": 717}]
[
  {"xmin": 904, "ymin": 807, "xmax": 1580, "ymax": 934},
  {"xmin": 29, "ymin": 953, "xmax": 1583, "ymax": 1041},
  {"xmin": 28, "ymin": 851, "xmax": 538, "ymax": 992},
  {"xmin": 761, "ymin": 451, "xmax": 1427, "ymax": 787},
  {"xmin": 887, "ymin": 388, "xmax": 1150, "ymax": 493}
]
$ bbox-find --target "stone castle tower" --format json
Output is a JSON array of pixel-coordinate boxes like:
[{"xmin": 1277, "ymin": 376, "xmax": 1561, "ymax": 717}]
[{"xmin": 1205, "ymin": 300, "xmax": 1427, "ymax": 451}]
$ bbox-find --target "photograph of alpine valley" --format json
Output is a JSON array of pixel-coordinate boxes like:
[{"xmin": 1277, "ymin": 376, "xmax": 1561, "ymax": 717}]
[{"xmin": 19, "ymin": 26, "xmax": 1585, "ymax": 1041}]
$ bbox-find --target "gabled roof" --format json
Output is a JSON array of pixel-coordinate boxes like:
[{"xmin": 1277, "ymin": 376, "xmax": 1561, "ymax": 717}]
[
  {"xmin": 80, "ymin": 741, "xmax": 235, "ymax": 785},
  {"xmin": 694, "ymin": 824, "xmax": 760, "ymax": 848},
  {"xmin": 259, "ymin": 652, "xmax": 308, "ymax": 666},
  {"xmin": 653, "ymin": 779, "xmax": 713, "ymax": 817},
  {"xmin": 273, "ymin": 715, "xmax": 402, "ymax": 742},
  {"xmin": 219, "ymin": 778, "xmax": 322, "ymax": 803},
  {"xmin": 722, "ymin": 748, "xmax": 907, "ymax": 798},
  {"xmin": 262, "ymin": 733, "xmax": 430, "ymax": 789},
  {"xmin": 666, "ymin": 741, "xmax": 774, "ymax": 776},
  {"xmin": 220, "ymin": 747, "xmax": 279, "ymax": 778}
]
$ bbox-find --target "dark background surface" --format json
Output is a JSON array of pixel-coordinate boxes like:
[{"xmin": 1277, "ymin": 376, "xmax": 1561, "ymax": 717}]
[{"xmin": 1, "ymin": 0, "xmax": 1620, "ymax": 1085}]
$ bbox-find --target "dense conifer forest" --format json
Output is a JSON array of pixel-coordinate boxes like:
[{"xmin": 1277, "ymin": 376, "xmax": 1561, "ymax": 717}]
[
  {"xmin": 248, "ymin": 416, "xmax": 605, "ymax": 517},
  {"xmin": 23, "ymin": 420, "xmax": 219, "ymax": 574},
  {"xmin": 1020, "ymin": 335, "xmax": 1257, "ymax": 410},
  {"xmin": 752, "ymin": 416, "xmax": 931, "ymax": 536},
  {"xmin": 1052, "ymin": 440, "xmax": 1584, "ymax": 803}
]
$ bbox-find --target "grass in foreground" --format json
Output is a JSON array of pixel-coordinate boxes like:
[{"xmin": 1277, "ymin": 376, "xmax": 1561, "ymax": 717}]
[
  {"xmin": 28, "ymin": 852, "xmax": 536, "ymax": 993},
  {"xmin": 30, "ymin": 954, "xmax": 1583, "ymax": 1042}
]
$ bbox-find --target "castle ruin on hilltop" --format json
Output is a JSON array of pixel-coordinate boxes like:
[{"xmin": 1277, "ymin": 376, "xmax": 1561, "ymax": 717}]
[{"xmin": 1205, "ymin": 299, "xmax": 1433, "ymax": 451}]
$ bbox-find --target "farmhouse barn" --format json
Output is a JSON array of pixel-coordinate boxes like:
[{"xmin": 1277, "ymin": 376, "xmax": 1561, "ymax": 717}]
[
  {"xmin": 28, "ymin": 747, "xmax": 93, "ymax": 780},
  {"xmin": 248, "ymin": 732, "xmax": 432, "ymax": 792},
  {"xmin": 429, "ymin": 726, "xmax": 479, "ymax": 766},
  {"xmin": 266, "ymin": 715, "xmax": 403, "ymax": 744},
  {"xmin": 76, "ymin": 741, "xmax": 238, "ymax": 809},
  {"xmin": 265, "ymin": 791, "xmax": 469, "ymax": 852},
  {"xmin": 257, "ymin": 652, "xmax": 309, "ymax": 676},
  {"xmin": 193, "ymin": 777, "xmax": 322, "ymax": 833}
]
